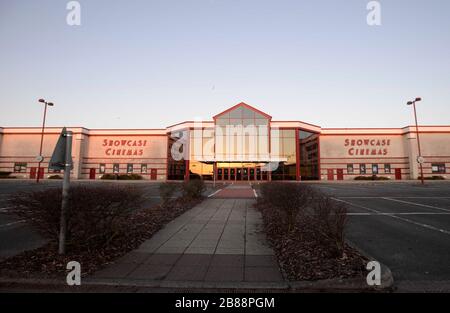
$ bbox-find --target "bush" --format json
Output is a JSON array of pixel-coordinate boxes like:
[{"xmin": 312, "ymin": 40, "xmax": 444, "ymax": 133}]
[
  {"xmin": 9, "ymin": 185, "xmax": 144, "ymax": 250},
  {"xmin": 182, "ymin": 179, "xmax": 206, "ymax": 200},
  {"xmin": 0, "ymin": 171, "xmax": 15, "ymax": 179},
  {"xmin": 159, "ymin": 182, "xmax": 179, "ymax": 206},
  {"xmin": 118, "ymin": 174, "xmax": 143, "ymax": 180},
  {"xmin": 418, "ymin": 176, "xmax": 445, "ymax": 180},
  {"xmin": 258, "ymin": 182, "xmax": 348, "ymax": 257},
  {"xmin": 259, "ymin": 182, "xmax": 314, "ymax": 232},
  {"xmin": 354, "ymin": 175, "xmax": 390, "ymax": 181},
  {"xmin": 101, "ymin": 173, "xmax": 117, "ymax": 180},
  {"xmin": 309, "ymin": 195, "xmax": 348, "ymax": 258},
  {"xmin": 48, "ymin": 175, "xmax": 63, "ymax": 179},
  {"xmin": 101, "ymin": 173, "xmax": 143, "ymax": 180}
]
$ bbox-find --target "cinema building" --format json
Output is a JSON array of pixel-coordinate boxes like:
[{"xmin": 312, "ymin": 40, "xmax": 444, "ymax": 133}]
[{"xmin": 1, "ymin": 102, "xmax": 450, "ymax": 181}]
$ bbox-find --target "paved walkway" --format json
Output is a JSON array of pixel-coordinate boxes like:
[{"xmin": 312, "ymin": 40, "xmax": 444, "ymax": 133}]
[
  {"xmin": 91, "ymin": 184, "xmax": 283, "ymax": 286},
  {"xmin": 210, "ymin": 183, "xmax": 257, "ymax": 199}
]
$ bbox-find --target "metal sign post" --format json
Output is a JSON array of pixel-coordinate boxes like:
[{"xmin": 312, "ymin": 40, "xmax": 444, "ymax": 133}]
[{"xmin": 49, "ymin": 128, "xmax": 73, "ymax": 255}]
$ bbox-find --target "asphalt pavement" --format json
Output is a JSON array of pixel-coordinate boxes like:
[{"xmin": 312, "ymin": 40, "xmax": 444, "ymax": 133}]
[{"xmin": 311, "ymin": 181, "xmax": 450, "ymax": 292}]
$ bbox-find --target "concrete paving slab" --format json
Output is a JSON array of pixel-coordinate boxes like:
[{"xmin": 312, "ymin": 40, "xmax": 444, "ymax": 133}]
[
  {"xmin": 244, "ymin": 267, "xmax": 284, "ymax": 282},
  {"xmin": 128, "ymin": 264, "xmax": 171, "ymax": 280},
  {"xmin": 205, "ymin": 266, "xmax": 244, "ymax": 282},
  {"xmin": 93, "ymin": 262, "xmax": 137, "ymax": 279},
  {"xmin": 166, "ymin": 265, "xmax": 208, "ymax": 281}
]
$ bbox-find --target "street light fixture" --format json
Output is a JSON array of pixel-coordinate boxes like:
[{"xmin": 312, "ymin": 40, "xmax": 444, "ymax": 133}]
[
  {"xmin": 407, "ymin": 97, "xmax": 424, "ymax": 185},
  {"xmin": 36, "ymin": 98, "xmax": 54, "ymax": 183}
]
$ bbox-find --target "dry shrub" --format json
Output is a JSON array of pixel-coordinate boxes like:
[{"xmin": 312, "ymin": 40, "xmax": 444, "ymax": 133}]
[
  {"xmin": 259, "ymin": 182, "xmax": 348, "ymax": 257},
  {"xmin": 259, "ymin": 182, "xmax": 313, "ymax": 232},
  {"xmin": 9, "ymin": 185, "xmax": 144, "ymax": 251},
  {"xmin": 309, "ymin": 194, "xmax": 348, "ymax": 258},
  {"xmin": 159, "ymin": 182, "xmax": 179, "ymax": 207},
  {"xmin": 182, "ymin": 179, "xmax": 206, "ymax": 200}
]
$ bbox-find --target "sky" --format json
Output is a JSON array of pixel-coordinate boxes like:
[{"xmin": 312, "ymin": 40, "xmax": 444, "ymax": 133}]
[{"xmin": 0, "ymin": 0, "xmax": 449, "ymax": 129}]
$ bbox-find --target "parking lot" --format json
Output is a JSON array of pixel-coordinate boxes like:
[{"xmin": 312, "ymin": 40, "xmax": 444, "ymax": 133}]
[{"xmin": 312, "ymin": 181, "xmax": 450, "ymax": 292}]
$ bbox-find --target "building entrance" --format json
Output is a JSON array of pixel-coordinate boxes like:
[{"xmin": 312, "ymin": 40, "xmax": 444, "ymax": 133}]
[{"xmin": 216, "ymin": 163, "xmax": 269, "ymax": 181}]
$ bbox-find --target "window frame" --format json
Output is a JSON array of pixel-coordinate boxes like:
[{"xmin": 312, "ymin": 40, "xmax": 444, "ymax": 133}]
[
  {"xmin": 431, "ymin": 163, "xmax": 446, "ymax": 174},
  {"xmin": 127, "ymin": 163, "xmax": 134, "ymax": 174},
  {"xmin": 347, "ymin": 164, "xmax": 354, "ymax": 174},
  {"xmin": 360, "ymin": 164, "xmax": 366, "ymax": 175},
  {"xmin": 372, "ymin": 164, "xmax": 379, "ymax": 175},
  {"xmin": 13, "ymin": 162, "xmax": 27, "ymax": 173}
]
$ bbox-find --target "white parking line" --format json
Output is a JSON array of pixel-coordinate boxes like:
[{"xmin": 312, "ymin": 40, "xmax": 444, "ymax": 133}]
[
  {"xmin": 253, "ymin": 189, "xmax": 258, "ymax": 198},
  {"xmin": 207, "ymin": 189, "xmax": 222, "ymax": 198},
  {"xmin": 0, "ymin": 220, "xmax": 25, "ymax": 228},
  {"xmin": 332, "ymin": 198, "xmax": 450, "ymax": 236},
  {"xmin": 382, "ymin": 197, "xmax": 450, "ymax": 213}
]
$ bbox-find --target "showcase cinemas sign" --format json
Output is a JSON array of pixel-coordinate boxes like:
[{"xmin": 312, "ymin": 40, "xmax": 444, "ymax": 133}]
[
  {"xmin": 344, "ymin": 138, "xmax": 391, "ymax": 156},
  {"xmin": 102, "ymin": 139, "xmax": 148, "ymax": 156}
]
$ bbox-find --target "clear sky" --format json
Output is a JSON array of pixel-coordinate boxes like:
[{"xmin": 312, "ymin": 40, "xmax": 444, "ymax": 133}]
[{"xmin": 1, "ymin": 0, "xmax": 449, "ymax": 129}]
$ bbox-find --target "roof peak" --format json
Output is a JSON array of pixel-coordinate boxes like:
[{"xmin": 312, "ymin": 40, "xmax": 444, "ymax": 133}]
[{"xmin": 213, "ymin": 102, "xmax": 272, "ymax": 119}]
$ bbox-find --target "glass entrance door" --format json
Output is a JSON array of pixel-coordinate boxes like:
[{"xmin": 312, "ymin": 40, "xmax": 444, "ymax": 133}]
[
  {"xmin": 230, "ymin": 168, "xmax": 235, "ymax": 180},
  {"xmin": 223, "ymin": 168, "xmax": 229, "ymax": 181},
  {"xmin": 236, "ymin": 168, "xmax": 242, "ymax": 180},
  {"xmin": 243, "ymin": 168, "xmax": 248, "ymax": 180},
  {"xmin": 250, "ymin": 168, "xmax": 255, "ymax": 180}
]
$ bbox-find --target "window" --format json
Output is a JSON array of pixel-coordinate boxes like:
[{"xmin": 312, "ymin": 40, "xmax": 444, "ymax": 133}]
[
  {"xmin": 360, "ymin": 164, "xmax": 366, "ymax": 174},
  {"xmin": 372, "ymin": 164, "xmax": 379, "ymax": 175},
  {"xmin": 141, "ymin": 164, "xmax": 147, "ymax": 174},
  {"xmin": 347, "ymin": 164, "xmax": 354, "ymax": 174},
  {"xmin": 99, "ymin": 163, "xmax": 106, "ymax": 174},
  {"xmin": 384, "ymin": 164, "xmax": 391, "ymax": 174},
  {"xmin": 113, "ymin": 163, "xmax": 120, "ymax": 174},
  {"xmin": 14, "ymin": 162, "xmax": 27, "ymax": 173},
  {"xmin": 432, "ymin": 163, "xmax": 446, "ymax": 174},
  {"xmin": 127, "ymin": 163, "xmax": 133, "ymax": 173}
]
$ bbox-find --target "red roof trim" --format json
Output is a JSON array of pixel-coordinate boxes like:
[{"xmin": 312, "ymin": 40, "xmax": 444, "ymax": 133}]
[{"xmin": 212, "ymin": 102, "xmax": 272, "ymax": 120}]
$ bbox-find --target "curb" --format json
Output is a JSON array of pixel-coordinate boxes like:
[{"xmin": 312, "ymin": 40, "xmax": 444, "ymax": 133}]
[
  {"xmin": 345, "ymin": 240, "xmax": 395, "ymax": 292},
  {"xmin": 0, "ymin": 272, "xmax": 393, "ymax": 293}
]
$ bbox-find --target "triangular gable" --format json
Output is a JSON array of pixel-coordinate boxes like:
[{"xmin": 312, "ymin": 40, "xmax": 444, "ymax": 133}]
[{"xmin": 213, "ymin": 102, "xmax": 272, "ymax": 120}]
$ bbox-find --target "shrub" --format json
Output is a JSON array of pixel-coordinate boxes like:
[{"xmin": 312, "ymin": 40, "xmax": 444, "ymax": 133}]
[
  {"xmin": 0, "ymin": 171, "xmax": 15, "ymax": 179},
  {"xmin": 9, "ymin": 185, "xmax": 144, "ymax": 250},
  {"xmin": 258, "ymin": 182, "xmax": 348, "ymax": 258},
  {"xmin": 159, "ymin": 182, "xmax": 179, "ymax": 206},
  {"xmin": 309, "ymin": 195, "xmax": 348, "ymax": 258},
  {"xmin": 354, "ymin": 175, "xmax": 390, "ymax": 181},
  {"xmin": 418, "ymin": 176, "xmax": 445, "ymax": 180},
  {"xmin": 118, "ymin": 174, "xmax": 143, "ymax": 180},
  {"xmin": 48, "ymin": 174, "xmax": 63, "ymax": 179},
  {"xmin": 101, "ymin": 173, "xmax": 117, "ymax": 180},
  {"xmin": 101, "ymin": 173, "xmax": 143, "ymax": 180},
  {"xmin": 182, "ymin": 179, "xmax": 206, "ymax": 200},
  {"xmin": 259, "ymin": 182, "xmax": 314, "ymax": 232}
]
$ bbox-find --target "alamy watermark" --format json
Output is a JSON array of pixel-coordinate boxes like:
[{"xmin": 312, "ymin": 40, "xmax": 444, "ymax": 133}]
[
  {"xmin": 66, "ymin": 261, "xmax": 81, "ymax": 286},
  {"xmin": 66, "ymin": 1, "xmax": 81, "ymax": 26},
  {"xmin": 366, "ymin": 261, "xmax": 381, "ymax": 286},
  {"xmin": 367, "ymin": 1, "xmax": 382, "ymax": 26},
  {"xmin": 169, "ymin": 120, "xmax": 284, "ymax": 172}
]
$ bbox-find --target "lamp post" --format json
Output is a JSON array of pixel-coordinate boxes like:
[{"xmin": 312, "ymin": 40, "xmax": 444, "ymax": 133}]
[
  {"xmin": 36, "ymin": 99, "xmax": 54, "ymax": 183},
  {"xmin": 407, "ymin": 97, "xmax": 424, "ymax": 185}
]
